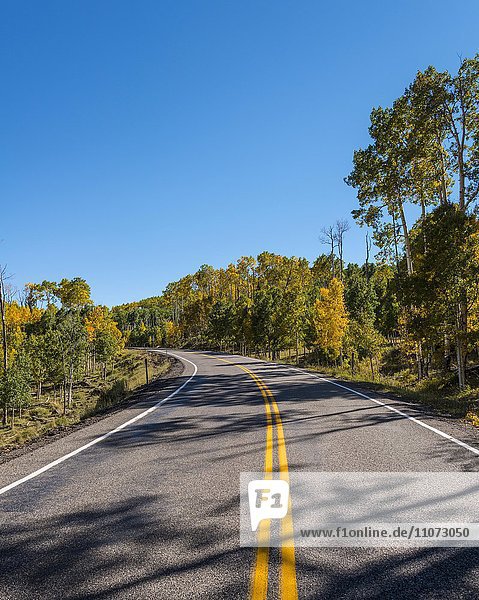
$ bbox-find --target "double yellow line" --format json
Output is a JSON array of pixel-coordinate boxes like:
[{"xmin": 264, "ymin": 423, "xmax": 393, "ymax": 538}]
[{"xmin": 215, "ymin": 357, "xmax": 298, "ymax": 600}]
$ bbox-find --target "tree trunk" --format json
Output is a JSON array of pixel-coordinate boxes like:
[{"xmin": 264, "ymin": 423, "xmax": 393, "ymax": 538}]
[
  {"xmin": 0, "ymin": 272, "xmax": 8, "ymax": 371},
  {"xmin": 416, "ymin": 342, "xmax": 423, "ymax": 381},
  {"xmin": 62, "ymin": 381, "xmax": 66, "ymax": 415},
  {"xmin": 438, "ymin": 137, "xmax": 448, "ymax": 205},
  {"xmin": 420, "ymin": 196, "xmax": 427, "ymax": 253},
  {"xmin": 67, "ymin": 361, "xmax": 75, "ymax": 407},
  {"xmin": 365, "ymin": 233, "xmax": 371, "ymax": 281},
  {"xmin": 458, "ymin": 154, "xmax": 466, "ymax": 211},
  {"xmin": 399, "ymin": 203, "xmax": 413, "ymax": 275},
  {"xmin": 456, "ymin": 336, "xmax": 466, "ymax": 389},
  {"xmin": 456, "ymin": 300, "xmax": 467, "ymax": 389},
  {"xmin": 443, "ymin": 334, "xmax": 452, "ymax": 372},
  {"xmin": 392, "ymin": 213, "xmax": 400, "ymax": 269},
  {"xmin": 399, "ymin": 203, "xmax": 425, "ymax": 380},
  {"xmin": 331, "ymin": 244, "xmax": 335, "ymax": 278}
]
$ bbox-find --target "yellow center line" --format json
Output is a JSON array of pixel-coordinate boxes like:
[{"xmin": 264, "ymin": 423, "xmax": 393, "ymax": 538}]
[
  {"xmin": 210, "ymin": 355, "xmax": 298, "ymax": 600},
  {"xmin": 265, "ymin": 387, "xmax": 298, "ymax": 600},
  {"xmin": 250, "ymin": 377, "xmax": 273, "ymax": 600}
]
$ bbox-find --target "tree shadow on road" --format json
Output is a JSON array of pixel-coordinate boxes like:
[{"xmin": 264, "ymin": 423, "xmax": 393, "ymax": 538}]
[{"xmin": 0, "ymin": 493, "xmax": 252, "ymax": 599}]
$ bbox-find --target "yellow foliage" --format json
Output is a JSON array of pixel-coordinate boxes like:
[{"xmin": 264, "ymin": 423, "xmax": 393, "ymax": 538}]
[
  {"xmin": 5, "ymin": 303, "xmax": 42, "ymax": 357},
  {"xmin": 84, "ymin": 306, "xmax": 124, "ymax": 349},
  {"xmin": 165, "ymin": 321, "xmax": 181, "ymax": 347},
  {"xmin": 85, "ymin": 306, "xmax": 105, "ymax": 342},
  {"xmin": 312, "ymin": 278, "xmax": 348, "ymax": 359},
  {"xmin": 466, "ymin": 411, "xmax": 479, "ymax": 428}
]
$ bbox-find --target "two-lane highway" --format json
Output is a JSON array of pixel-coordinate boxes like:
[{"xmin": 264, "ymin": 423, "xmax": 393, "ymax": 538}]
[{"xmin": 2, "ymin": 350, "xmax": 479, "ymax": 599}]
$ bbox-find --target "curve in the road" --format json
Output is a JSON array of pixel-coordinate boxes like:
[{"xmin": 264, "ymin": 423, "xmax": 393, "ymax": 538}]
[{"xmin": 0, "ymin": 351, "xmax": 198, "ymax": 497}]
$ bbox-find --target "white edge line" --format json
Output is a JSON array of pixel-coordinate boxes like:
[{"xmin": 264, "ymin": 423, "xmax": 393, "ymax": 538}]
[
  {"xmin": 282, "ymin": 366, "xmax": 479, "ymax": 457},
  {"xmin": 185, "ymin": 353, "xmax": 479, "ymax": 458},
  {"xmin": 0, "ymin": 351, "xmax": 197, "ymax": 496}
]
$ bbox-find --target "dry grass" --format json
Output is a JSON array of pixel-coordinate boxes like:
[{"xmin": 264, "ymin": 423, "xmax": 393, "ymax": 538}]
[
  {"xmin": 266, "ymin": 351, "xmax": 478, "ymax": 418},
  {"xmin": 0, "ymin": 350, "xmax": 170, "ymax": 451}
]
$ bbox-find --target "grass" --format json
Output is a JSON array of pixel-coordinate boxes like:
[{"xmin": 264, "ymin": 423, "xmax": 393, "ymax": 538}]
[
  {"xmin": 304, "ymin": 363, "xmax": 476, "ymax": 417},
  {"xmin": 0, "ymin": 349, "xmax": 171, "ymax": 452},
  {"xmin": 252, "ymin": 347, "xmax": 479, "ymax": 420}
]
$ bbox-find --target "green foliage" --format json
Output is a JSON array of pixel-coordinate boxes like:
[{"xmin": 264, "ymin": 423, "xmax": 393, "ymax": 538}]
[
  {"xmin": 0, "ymin": 352, "xmax": 31, "ymax": 418},
  {"xmin": 402, "ymin": 205, "xmax": 479, "ymax": 344},
  {"xmin": 0, "ymin": 276, "xmax": 125, "ymax": 428},
  {"xmin": 113, "ymin": 253, "xmax": 353, "ymax": 360},
  {"xmin": 57, "ymin": 278, "xmax": 92, "ymax": 308},
  {"xmin": 208, "ymin": 300, "xmax": 235, "ymax": 347},
  {"xmin": 112, "ymin": 298, "xmax": 169, "ymax": 347},
  {"xmin": 344, "ymin": 264, "xmax": 377, "ymax": 325},
  {"xmin": 347, "ymin": 53, "xmax": 479, "ymax": 388}
]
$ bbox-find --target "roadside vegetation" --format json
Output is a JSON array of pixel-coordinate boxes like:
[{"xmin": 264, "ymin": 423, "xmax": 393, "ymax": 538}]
[
  {"xmin": 0, "ymin": 348, "xmax": 169, "ymax": 452},
  {"xmin": 113, "ymin": 55, "xmax": 479, "ymax": 422},
  {"xmin": 0, "ymin": 276, "xmax": 170, "ymax": 452}
]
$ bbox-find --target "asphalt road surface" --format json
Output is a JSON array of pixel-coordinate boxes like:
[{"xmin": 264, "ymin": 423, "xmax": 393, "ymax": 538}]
[{"xmin": 2, "ymin": 349, "xmax": 479, "ymax": 599}]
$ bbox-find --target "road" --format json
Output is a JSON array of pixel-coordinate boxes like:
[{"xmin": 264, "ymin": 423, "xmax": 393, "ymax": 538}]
[{"xmin": 2, "ymin": 349, "xmax": 479, "ymax": 599}]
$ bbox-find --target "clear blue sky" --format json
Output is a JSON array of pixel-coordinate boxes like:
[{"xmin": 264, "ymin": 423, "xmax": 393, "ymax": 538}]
[{"xmin": 2, "ymin": 1, "xmax": 478, "ymax": 306}]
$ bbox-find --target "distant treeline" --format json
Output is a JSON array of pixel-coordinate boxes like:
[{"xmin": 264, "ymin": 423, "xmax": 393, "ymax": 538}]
[
  {"xmin": 113, "ymin": 251, "xmax": 396, "ymax": 368},
  {"xmin": 114, "ymin": 54, "xmax": 479, "ymax": 390}
]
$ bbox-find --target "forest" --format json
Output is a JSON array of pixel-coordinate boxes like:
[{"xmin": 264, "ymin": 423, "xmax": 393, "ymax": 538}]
[
  {"xmin": 0, "ymin": 275, "xmax": 125, "ymax": 435},
  {"xmin": 113, "ymin": 54, "xmax": 479, "ymax": 415}
]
